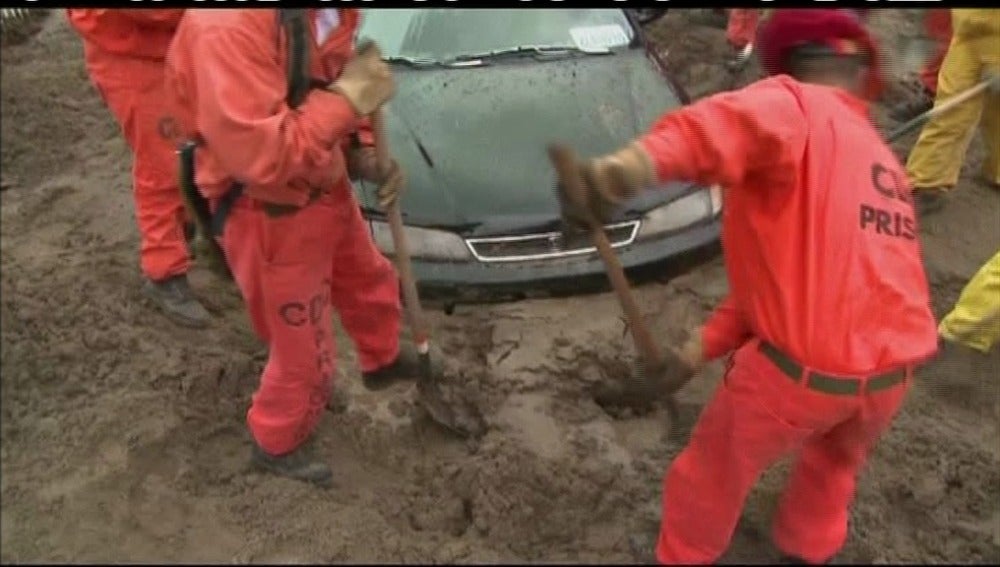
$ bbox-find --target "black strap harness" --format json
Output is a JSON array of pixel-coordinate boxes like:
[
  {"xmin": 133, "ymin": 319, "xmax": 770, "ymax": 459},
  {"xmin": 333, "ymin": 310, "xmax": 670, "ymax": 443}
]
[{"xmin": 206, "ymin": 8, "xmax": 312, "ymax": 238}]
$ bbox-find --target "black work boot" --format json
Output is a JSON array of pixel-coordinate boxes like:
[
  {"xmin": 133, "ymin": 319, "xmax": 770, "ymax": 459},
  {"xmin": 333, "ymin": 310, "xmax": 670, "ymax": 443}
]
[
  {"xmin": 627, "ymin": 532, "xmax": 660, "ymax": 565},
  {"xmin": 250, "ymin": 442, "xmax": 333, "ymax": 488},
  {"xmin": 914, "ymin": 188, "xmax": 948, "ymax": 217},
  {"xmin": 362, "ymin": 340, "xmax": 429, "ymax": 391},
  {"xmin": 142, "ymin": 273, "xmax": 211, "ymax": 329},
  {"xmin": 890, "ymin": 88, "xmax": 934, "ymax": 122}
]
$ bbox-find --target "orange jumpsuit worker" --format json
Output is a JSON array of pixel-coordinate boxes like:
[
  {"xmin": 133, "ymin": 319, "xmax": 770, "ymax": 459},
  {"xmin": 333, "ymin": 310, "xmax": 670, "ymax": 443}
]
[
  {"xmin": 164, "ymin": 9, "xmax": 433, "ymax": 486},
  {"xmin": 554, "ymin": 9, "xmax": 939, "ymax": 564},
  {"xmin": 726, "ymin": 9, "xmax": 761, "ymax": 66},
  {"xmin": 67, "ymin": 10, "xmax": 210, "ymax": 328},
  {"xmin": 920, "ymin": 10, "xmax": 954, "ymax": 101},
  {"xmin": 891, "ymin": 9, "xmax": 953, "ymax": 122}
]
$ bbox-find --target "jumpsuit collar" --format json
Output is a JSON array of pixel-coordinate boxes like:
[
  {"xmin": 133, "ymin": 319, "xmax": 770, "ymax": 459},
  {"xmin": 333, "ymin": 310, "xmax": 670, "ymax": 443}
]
[{"xmin": 830, "ymin": 87, "xmax": 871, "ymax": 119}]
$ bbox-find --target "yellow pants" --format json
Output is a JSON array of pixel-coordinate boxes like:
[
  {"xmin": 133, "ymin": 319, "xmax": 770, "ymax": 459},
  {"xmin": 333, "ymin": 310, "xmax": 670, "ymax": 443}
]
[
  {"xmin": 939, "ymin": 250, "xmax": 1000, "ymax": 353},
  {"xmin": 906, "ymin": 9, "xmax": 1000, "ymax": 190}
]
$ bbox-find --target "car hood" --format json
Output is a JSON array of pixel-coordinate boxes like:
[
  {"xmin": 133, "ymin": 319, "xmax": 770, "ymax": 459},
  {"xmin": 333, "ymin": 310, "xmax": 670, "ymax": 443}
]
[{"xmin": 357, "ymin": 49, "xmax": 696, "ymax": 236}]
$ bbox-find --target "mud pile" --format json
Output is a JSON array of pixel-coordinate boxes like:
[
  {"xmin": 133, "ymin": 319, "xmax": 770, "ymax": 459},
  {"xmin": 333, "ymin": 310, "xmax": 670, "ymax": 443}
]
[{"xmin": 2, "ymin": 9, "xmax": 998, "ymax": 564}]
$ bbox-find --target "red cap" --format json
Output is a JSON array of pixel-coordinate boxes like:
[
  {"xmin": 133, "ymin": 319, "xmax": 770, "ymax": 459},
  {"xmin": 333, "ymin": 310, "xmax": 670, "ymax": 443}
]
[{"xmin": 757, "ymin": 9, "xmax": 883, "ymax": 99}]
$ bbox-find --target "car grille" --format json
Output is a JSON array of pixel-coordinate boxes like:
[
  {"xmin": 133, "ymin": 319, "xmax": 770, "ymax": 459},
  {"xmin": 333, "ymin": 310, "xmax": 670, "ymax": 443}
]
[{"xmin": 464, "ymin": 220, "xmax": 640, "ymax": 263}]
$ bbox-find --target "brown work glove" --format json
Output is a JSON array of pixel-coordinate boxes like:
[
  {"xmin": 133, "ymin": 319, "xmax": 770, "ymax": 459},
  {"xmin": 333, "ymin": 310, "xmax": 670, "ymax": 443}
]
[
  {"xmin": 630, "ymin": 332, "xmax": 704, "ymax": 400},
  {"xmin": 329, "ymin": 41, "xmax": 395, "ymax": 117},
  {"xmin": 558, "ymin": 142, "xmax": 656, "ymax": 229},
  {"xmin": 346, "ymin": 146, "xmax": 406, "ymax": 208},
  {"xmin": 641, "ymin": 349, "xmax": 693, "ymax": 395},
  {"xmin": 677, "ymin": 331, "xmax": 705, "ymax": 374}
]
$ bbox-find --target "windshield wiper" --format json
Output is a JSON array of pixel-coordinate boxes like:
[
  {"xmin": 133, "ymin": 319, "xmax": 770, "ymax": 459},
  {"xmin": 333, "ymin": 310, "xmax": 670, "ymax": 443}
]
[
  {"xmin": 442, "ymin": 44, "xmax": 613, "ymax": 66},
  {"xmin": 383, "ymin": 55, "xmax": 445, "ymax": 68}
]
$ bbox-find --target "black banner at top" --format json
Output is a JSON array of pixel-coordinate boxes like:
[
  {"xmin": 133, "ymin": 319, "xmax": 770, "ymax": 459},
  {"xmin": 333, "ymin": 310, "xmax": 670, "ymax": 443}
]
[{"xmin": 6, "ymin": 0, "xmax": 975, "ymax": 8}]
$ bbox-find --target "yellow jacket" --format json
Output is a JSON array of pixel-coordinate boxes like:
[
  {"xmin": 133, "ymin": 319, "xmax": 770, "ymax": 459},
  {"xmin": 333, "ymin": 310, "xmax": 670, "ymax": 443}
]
[{"xmin": 951, "ymin": 9, "xmax": 1000, "ymax": 40}]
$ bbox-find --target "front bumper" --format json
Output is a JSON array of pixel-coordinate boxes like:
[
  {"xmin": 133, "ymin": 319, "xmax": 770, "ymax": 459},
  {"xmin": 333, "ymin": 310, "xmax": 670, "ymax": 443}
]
[{"xmin": 400, "ymin": 217, "xmax": 721, "ymax": 298}]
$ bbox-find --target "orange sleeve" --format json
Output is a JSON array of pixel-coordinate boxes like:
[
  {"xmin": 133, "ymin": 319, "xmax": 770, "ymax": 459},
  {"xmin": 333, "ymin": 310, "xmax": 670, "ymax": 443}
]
[
  {"xmin": 355, "ymin": 117, "xmax": 375, "ymax": 147},
  {"xmin": 192, "ymin": 26, "xmax": 360, "ymax": 192},
  {"xmin": 638, "ymin": 79, "xmax": 808, "ymax": 190},
  {"xmin": 700, "ymin": 295, "xmax": 752, "ymax": 361},
  {"xmin": 117, "ymin": 9, "xmax": 186, "ymax": 30},
  {"xmin": 340, "ymin": 116, "xmax": 376, "ymax": 159}
]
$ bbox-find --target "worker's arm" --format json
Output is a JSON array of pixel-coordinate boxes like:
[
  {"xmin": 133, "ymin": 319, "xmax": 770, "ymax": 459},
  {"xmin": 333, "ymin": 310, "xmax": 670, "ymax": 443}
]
[
  {"xmin": 355, "ymin": 116, "xmax": 376, "ymax": 147},
  {"xmin": 342, "ymin": 116, "xmax": 377, "ymax": 177},
  {"xmin": 116, "ymin": 9, "xmax": 186, "ymax": 30},
  {"xmin": 192, "ymin": 26, "xmax": 361, "ymax": 192},
  {"xmin": 340, "ymin": 116, "xmax": 376, "ymax": 154},
  {"xmin": 672, "ymin": 295, "xmax": 750, "ymax": 375},
  {"xmin": 343, "ymin": 119, "xmax": 376, "ymax": 182},
  {"xmin": 638, "ymin": 80, "xmax": 809, "ymax": 190},
  {"xmin": 557, "ymin": 79, "xmax": 809, "ymax": 228},
  {"xmin": 343, "ymin": 115, "xmax": 406, "ymax": 208},
  {"xmin": 700, "ymin": 295, "xmax": 752, "ymax": 361}
]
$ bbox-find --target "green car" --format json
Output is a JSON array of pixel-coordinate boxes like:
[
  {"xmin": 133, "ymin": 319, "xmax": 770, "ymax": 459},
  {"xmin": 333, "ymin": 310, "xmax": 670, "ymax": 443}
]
[{"xmin": 355, "ymin": 9, "xmax": 721, "ymax": 298}]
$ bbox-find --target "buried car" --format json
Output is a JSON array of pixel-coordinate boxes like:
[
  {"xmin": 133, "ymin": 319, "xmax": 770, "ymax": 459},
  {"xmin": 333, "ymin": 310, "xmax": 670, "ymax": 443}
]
[{"xmin": 354, "ymin": 8, "xmax": 722, "ymax": 295}]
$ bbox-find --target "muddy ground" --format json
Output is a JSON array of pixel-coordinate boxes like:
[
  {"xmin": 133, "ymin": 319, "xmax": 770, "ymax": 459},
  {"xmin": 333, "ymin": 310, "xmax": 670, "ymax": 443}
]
[{"xmin": 2, "ymin": 9, "xmax": 998, "ymax": 564}]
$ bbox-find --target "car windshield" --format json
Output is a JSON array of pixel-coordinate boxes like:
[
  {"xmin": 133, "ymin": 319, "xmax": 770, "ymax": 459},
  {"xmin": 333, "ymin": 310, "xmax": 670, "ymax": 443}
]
[{"xmin": 357, "ymin": 9, "xmax": 636, "ymax": 64}]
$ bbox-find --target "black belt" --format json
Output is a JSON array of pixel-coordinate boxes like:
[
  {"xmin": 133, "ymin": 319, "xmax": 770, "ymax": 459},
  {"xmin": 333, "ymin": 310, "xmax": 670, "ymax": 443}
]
[
  {"xmin": 758, "ymin": 341, "xmax": 908, "ymax": 396},
  {"xmin": 211, "ymin": 183, "xmax": 323, "ymax": 237}
]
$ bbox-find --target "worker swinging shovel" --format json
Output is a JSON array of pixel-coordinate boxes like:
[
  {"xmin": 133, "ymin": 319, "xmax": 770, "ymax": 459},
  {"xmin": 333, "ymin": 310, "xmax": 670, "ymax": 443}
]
[{"xmin": 542, "ymin": 71, "xmax": 1000, "ymax": 424}]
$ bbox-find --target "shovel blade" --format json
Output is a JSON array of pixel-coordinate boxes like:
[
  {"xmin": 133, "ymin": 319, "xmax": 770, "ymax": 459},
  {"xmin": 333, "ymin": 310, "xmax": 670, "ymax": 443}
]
[
  {"xmin": 594, "ymin": 357, "xmax": 687, "ymax": 436},
  {"xmin": 414, "ymin": 351, "xmax": 486, "ymax": 438}
]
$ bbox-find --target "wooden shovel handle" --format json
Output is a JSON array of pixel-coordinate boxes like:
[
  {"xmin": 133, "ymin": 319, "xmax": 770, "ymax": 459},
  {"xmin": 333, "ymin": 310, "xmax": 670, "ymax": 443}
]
[
  {"xmin": 370, "ymin": 106, "xmax": 429, "ymax": 348},
  {"xmin": 547, "ymin": 144, "xmax": 664, "ymax": 368},
  {"xmin": 888, "ymin": 75, "xmax": 999, "ymax": 143}
]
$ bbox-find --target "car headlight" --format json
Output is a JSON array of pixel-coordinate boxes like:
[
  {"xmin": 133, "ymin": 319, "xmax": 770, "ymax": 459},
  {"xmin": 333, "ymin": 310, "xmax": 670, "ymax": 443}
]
[
  {"xmin": 370, "ymin": 221, "xmax": 473, "ymax": 262},
  {"xmin": 636, "ymin": 185, "xmax": 722, "ymax": 240}
]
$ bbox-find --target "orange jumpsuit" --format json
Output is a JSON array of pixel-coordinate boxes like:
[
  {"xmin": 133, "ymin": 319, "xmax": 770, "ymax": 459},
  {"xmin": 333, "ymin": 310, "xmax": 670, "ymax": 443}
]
[
  {"xmin": 66, "ymin": 9, "xmax": 190, "ymax": 282},
  {"xmin": 920, "ymin": 9, "xmax": 953, "ymax": 96},
  {"xmin": 164, "ymin": 9, "xmax": 401, "ymax": 456},
  {"xmin": 637, "ymin": 76, "xmax": 939, "ymax": 564},
  {"xmin": 726, "ymin": 9, "xmax": 761, "ymax": 50}
]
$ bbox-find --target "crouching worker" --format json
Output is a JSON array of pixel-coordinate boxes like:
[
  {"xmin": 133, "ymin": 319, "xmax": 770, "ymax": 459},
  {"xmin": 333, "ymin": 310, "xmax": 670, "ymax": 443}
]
[
  {"xmin": 163, "ymin": 8, "xmax": 438, "ymax": 486},
  {"xmin": 552, "ymin": 9, "xmax": 939, "ymax": 564}
]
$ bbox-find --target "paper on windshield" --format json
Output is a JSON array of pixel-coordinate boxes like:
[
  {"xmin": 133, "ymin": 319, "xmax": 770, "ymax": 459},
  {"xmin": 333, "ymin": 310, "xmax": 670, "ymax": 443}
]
[{"xmin": 569, "ymin": 25, "xmax": 630, "ymax": 53}]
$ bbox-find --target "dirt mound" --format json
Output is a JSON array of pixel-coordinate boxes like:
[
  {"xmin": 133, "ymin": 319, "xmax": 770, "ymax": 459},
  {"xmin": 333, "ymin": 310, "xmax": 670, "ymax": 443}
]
[
  {"xmin": 2, "ymin": 9, "xmax": 998, "ymax": 564},
  {"xmin": 645, "ymin": 9, "xmax": 760, "ymax": 99}
]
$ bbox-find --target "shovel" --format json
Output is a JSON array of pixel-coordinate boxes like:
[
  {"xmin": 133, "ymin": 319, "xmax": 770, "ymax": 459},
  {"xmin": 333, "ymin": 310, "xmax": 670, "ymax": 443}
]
[
  {"xmin": 368, "ymin": 104, "xmax": 469, "ymax": 437},
  {"xmin": 888, "ymin": 71, "xmax": 1000, "ymax": 143},
  {"xmin": 547, "ymin": 144, "xmax": 689, "ymax": 423}
]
